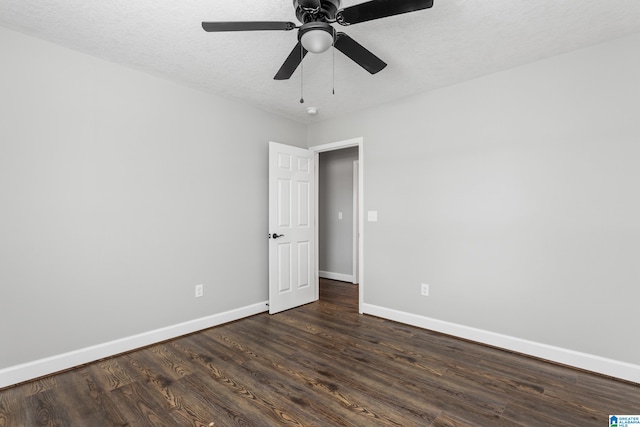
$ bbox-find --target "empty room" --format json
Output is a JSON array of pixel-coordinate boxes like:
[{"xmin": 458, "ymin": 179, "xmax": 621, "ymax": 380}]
[{"xmin": 1, "ymin": 0, "xmax": 639, "ymax": 425}]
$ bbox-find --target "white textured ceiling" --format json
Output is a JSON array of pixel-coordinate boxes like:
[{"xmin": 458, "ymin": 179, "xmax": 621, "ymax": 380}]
[{"xmin": 1, "ymin": 0, "xmax": 640, "ymax": 124}]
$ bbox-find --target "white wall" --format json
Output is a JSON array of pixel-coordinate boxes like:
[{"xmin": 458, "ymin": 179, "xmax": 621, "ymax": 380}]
[
  {"xmin": 318, "ymin": 147, "xmax": 359, "ymax": 280},
  {"xmin": 0, "ymin": 26, "xmax": 306, "ymax": 378},
  {"xmin": 308, "ymin": 33, "xmax": 640, "ymax": 377}
]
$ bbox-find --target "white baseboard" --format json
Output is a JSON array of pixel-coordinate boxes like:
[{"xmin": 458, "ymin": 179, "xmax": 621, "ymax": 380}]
[
  {"xmin": 362, "ymin": 303, "xmax": 640, "ymax": 384},
  {"xmin": 319, "ymin": 270, "xmax": 355, "ymax": 283},
  {"xmin": 0, "ymin": 301, "xmax": 268, "ymax": 389}
]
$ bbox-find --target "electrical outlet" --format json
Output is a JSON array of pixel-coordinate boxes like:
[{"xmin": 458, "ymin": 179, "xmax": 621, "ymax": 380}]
[
  {"xmin": 195, "ymin": 284, "xmax": 204, "ymax": 298},
  {"xmin": 421, "ymin": 283, "xmax": 429, "ymax": 296}
]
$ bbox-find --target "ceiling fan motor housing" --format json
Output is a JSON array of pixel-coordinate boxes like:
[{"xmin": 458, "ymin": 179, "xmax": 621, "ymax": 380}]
[{"xmin": 294, "ymin": 0, "xmax": 341, "ymax": 23}]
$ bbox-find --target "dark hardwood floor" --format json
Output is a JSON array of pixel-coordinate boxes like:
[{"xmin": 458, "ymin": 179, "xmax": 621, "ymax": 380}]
[{"xmin": 1, "ymin": 279, "xmax": 638, "ymax": 426}]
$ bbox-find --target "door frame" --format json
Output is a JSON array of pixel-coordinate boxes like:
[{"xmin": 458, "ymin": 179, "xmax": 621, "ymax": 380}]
[
  {"xmin": 352, "ymin": 160, "xmax": 359, "ymax": 285},
  {"xmin": 309, "ymin": 137, "xmax": 364, "ymax": 313}
]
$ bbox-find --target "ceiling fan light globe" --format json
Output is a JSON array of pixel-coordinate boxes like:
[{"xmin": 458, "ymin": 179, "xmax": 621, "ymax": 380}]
[{"xmin": 301, "ymin": 29, "xmax": 334, "ymax": 53}]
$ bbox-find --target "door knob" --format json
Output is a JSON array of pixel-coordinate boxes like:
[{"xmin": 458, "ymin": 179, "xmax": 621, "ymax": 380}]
[{"xmin": 270, "ymin": 233, "xmax": 284, "ymax": 239}]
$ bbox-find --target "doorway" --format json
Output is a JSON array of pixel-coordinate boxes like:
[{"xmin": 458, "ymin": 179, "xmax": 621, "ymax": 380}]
[
  {"xmin": 318, "ymin": 147, "xmax": 359, "ymax": 284},
  {"xmin": 310, "ymin": 137, "xmax": 364, "ymax": 313}
]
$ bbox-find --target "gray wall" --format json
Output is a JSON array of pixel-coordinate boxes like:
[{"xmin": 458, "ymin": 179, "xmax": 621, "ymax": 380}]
[
  {"xmin": 0, "ymin": 26, "xmax": 306, "ymax": 369},
  {"xmin": 318, "ymin": 147, "xmax": 358, "ymax": 278},
  {"xmin": 308, "ymin": 33, "xmax": 640, "ymax": 365},
  {"xmin": 2, "ymin": 22, "xmax": 639, "ymax": 378}
]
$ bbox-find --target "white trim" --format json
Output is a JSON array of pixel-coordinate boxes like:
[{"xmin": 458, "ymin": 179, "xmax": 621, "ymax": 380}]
[
  {"xmin": 310, "ymin": 137, "xmax": 364, "ymax": 314},
  {"xmin": 310, "ymin": 138, "xmax": 361, "ymax": 152},
  {"xmin": 319, "ymin": 270, "xmax": 355, "ymax": 283},
  {"xmin": 352, "ymin": 160, "xmax": 359, "ymax": 284},
  {"xmin": 0, "ymin": 301, "xmax": 268, "ymax": 389},
  {"xmin": 358, "ymin": 143, "xmax": 364, "ymax": 313},
  {"xmin": 312, "ymin": 150, "xmax": 321, "ymax": 303},
  {"xmin": 362, "ymin": 303, "xmax": 640, "ymax": 384}
]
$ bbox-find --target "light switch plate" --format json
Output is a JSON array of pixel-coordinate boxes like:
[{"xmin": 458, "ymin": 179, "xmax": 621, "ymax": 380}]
[{"xmin": 367, "ymin": 211, "xmax": 378, "ymax": 222}]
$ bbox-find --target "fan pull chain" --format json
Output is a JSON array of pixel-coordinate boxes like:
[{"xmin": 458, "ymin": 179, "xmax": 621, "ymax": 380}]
[
  {"xmin": 299, "ymin": 43, "xmax": 304, "ymax": 104},
  {"xmin": 332, "ymin": 31, "xmax": 335, "ymax": 95}
]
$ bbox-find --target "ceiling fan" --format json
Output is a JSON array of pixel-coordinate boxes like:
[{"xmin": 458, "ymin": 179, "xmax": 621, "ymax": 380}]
[{"xmin": 202, "ymin": 0, "xmax": 434, "ymax": 80}]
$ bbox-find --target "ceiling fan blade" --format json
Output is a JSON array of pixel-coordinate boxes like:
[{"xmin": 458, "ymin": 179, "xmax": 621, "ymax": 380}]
[
  {"xmin": 202, "ymin": 21, "xmax": 297, "ymax": 32},
  {"xmin": 274, "ymin": 42, "xmax": 309, "ymax": 80},
  {"xmin": 334, "ymin": 32, "xmax": 387, "ymax": 74},
  {"xmin": 337, "ymin": 0, "xmax": 434, "ymax": 25}
]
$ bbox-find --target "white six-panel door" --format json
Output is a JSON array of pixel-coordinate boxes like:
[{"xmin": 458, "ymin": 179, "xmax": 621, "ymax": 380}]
[{"xmin": 268, "ymin": 141, "xmax": 316, "ymax": 314}]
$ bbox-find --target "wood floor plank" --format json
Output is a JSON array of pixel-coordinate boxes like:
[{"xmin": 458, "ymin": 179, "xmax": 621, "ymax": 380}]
[
  {"xmin": 0, "ymin": 383, "xmax": 28, "ymax": 426},
  {"xmin": 143, "ymin": 343, "xmax": 195, "ymax": 380},
  {"xmin": 1, "ymin": 278, "xmax": 638, "ymax": 426},
  {"xmin": 87, "ymin": 356, "xmax": 139, "ymax": 392},
  {"xmin": 177, "ymin": 373, "xmax": 270, "ymax": 426},
  {"xmin": 108, "ymin": 380, "xmax": 181, "ymax": 426},
  {"xmin": 24, "ymin": 389, "xmax": 74, "ymax": 426},
  {"xmin": 49, "ymin": 367, "xmax": 123, "ymax": 425}
]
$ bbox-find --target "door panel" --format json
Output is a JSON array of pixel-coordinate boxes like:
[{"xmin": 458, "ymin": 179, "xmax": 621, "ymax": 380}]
[
  {"xmin": 278, "ymin": 179, "xmax": 291, "ymax": 227},
  {"xmin": 269, "ymin": 141, "xmax": 316, "ymax": 314}
]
